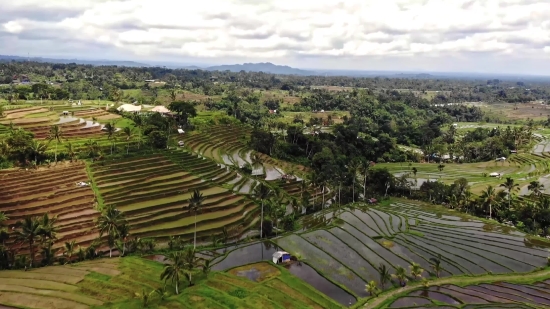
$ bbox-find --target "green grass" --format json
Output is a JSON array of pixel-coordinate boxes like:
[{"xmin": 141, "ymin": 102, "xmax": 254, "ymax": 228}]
[{"xmin": 0, "ymin": 256, "xmax": 342, "ymax": 309}]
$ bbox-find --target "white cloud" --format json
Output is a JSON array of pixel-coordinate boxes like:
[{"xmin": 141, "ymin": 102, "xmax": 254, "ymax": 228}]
[{"xmin": 1, "ymin": 0, "xmax": 550, "ymax": 74}]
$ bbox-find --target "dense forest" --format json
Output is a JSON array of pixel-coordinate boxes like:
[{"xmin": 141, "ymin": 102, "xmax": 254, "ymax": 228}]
[{"xmin": 2, "ymin": 61, "xmax": 550, "ymax": 104}]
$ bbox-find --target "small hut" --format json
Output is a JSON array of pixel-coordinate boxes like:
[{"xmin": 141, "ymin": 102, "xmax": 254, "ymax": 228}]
[{"xmin": 272, "ymin": 251, "xmax": 291, "ymax": 264}]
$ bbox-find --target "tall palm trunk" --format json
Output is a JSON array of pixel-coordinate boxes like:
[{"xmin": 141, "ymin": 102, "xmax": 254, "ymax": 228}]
[
  {"xmin": 260, "ymin": 201, "xmax": 264, "ymax": 238},
  {"xmin": 352, "ymin": 177, "xmax": 355, "ymax": 203},
  {"xmin": 363, "ymin": 172, "xmax": 368, "ymax": 201},
  {"xmin": 176, "ymin": 281, "xmax": 179, "ymax": 295},
  {"xmin": 489, "ymin": 203, "xmax": 492, "ymax": 219},
  {"xmin": 127, "ymin": 142, "xmax": 130, "ymax": 154},
  {"xmin": 29, "ymin": 239, "xmax": 34, "ymax": 267},
  {"xmin": 322, "ymin": 186, "xmax": 325, "ymax": 208},
  {"xmin": 54, "ymin": 140, "xmax": 58, "ymax": 164},
  {"xmin": 194, "ymin": 213, "xmax": 197, "ymax": 249}
]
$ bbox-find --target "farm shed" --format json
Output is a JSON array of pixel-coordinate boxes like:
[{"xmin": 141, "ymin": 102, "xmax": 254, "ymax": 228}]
[{"xmin": 272, "ymin": 251, "xmax": 291, "ymax": 264}]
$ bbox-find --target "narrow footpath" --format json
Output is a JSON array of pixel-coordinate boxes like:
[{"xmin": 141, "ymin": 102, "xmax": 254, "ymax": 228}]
[{"xmin": 363, "ymin": 268, "xmax": 550, "ymax": 309}]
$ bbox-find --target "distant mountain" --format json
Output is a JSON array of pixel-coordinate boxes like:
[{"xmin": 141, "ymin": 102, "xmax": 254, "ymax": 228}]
[
  {"xmin": 0, "ymin": 55, "xmax": 150, "ymax": 67},
  {"xmin": 206, "ymin": 62, "xmax": 315, "ymax": 75}
]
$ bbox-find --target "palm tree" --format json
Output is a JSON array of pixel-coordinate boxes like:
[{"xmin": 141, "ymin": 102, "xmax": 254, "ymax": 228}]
[
  {"xmin": 430, "ymin": 254, "xmax": 443, "ymax": 278},
  {"xmin": 96, "ymin": 205, "xmax": 127, "ymax": 257},
  {"xmin": 161, "ymin": 251, "xmax": 185, "ymax": 295},
  {"xmin": 202, "ymin": 259, "xmax": 211, "ymax": 277},
  {"xmin": 528, "ymin": 181, "xmax": 544, "ymax": 198},
  {"xmin": 132, "ymin": 113, "xmax": 144, "ymax": 149},
  {"xmin": 186, "ymin": 190, "xmax": 205, "ymax": 249},
  {"xmin": 409, "ymin": 262, "xmax": 424, "ymax": 280},
  {"xmin": 0, "ymin": 212, "xmax": 9, "ymax": 247},
  {"xmin": 182, "ymin": 246, "xmax": 200, "ymax": 286},
  {"xmin": 64, "ymin": 240, "xmax": 76, "ymax": 264},
  {"xmin": 392, "ymin": 266, "xmax": 408, "ymax": 286},
  {"xmin": 348, "ymin": 160, "xmax": 360, "ymax": 203},
  {"xmin": 365, "ymin": 281, "xmax": 380, "ymax": 297},
  {"xmin": 83, "ymin": 139, "xmax": 99, "ymax": 159},
  {"xmin": 47, "ymin": 125, "xmax": 63, "ymax": 164},
  {"xmin": 104, "ymin": 122, "xmax": 117, "ymax": 155},
  {"xmin": 65, "ymin": 142, "xmax": 78, "ymax": 162},
  {"xmin": 38, "ymin": 213, "xmax": 58, "ymax": 244},
  {"xmin": 135, "ymin": 288, "xmax": 152, "ymax": 307},
  {"xmin": 437, "ymin": 164, "xmax": 445, "ymax": 172},
  {"xmin": 152, "ymin": 284, "xmax": 170, "ymax": 301},
  {"xmin": 378, "ymin": 263, "xmax": 391, "ymax": 289},
  {"xmin": 253, "ymin": 182, "xmax": 273, "ymax": 238},
  {"xmin": 122, "ymin": 127, "xmax": 134, "ymax": 154},
  {"xmin": 29, "ymin": 140, "xmax": 47, "ymax": 165},
  {"xmin": 480, "ymin": 185, "xmax": 497, "ymax": 219},
  {"xmin": 500, "ymin": 177, "xmax": 519, "ymax": 208},
  {"xmin": 14, "ymin": 217, "xmax": 41, "ymax": 267},
  {"xmin": 117, "ymin": 223, "xmax": 130, "ymax": 256}
]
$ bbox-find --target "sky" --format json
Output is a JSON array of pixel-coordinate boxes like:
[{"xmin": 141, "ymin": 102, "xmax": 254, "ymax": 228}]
[{"xmin": 1, "ymin": 0, "xmax": 550, "ymax": 75}]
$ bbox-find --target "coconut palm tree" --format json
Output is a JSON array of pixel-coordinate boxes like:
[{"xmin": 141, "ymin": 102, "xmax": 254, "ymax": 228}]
[
  {"xmin": 500, "ymin": 177, "xmax": 519, "ymax": 208},
  {"xmin": 378, "ymin": 263, "xmax": 391, "ymax": 289},
  {"xmin": 134, "ymin": 288, "xmax": 152, "ymax": 307},
  {"xmin": 47, "ymin": 125, "xmax": 63, "ymax": 164},
  {"xmin": 122, "ymin": 127, "xmax": 134, "ymax": 154},
  {"xmin": 161, "ymin": 252, "xmax": 185, "ymax": 294},
  {"xmin": 0, "ymin": 212, "xmax": 9, "ymax": 247},
  {"xmin": 392, "ymin": 266, "xmax": 408, "ymax": 286},
  {"xmin": 14, "ymin": 217, "xmax": 41, "ymax": 267},
  {"xmin": 202, "ymin": 259, "xmax": 211, "ymax": 277},
  {"xmin": 104, "ymin": 122, "xmax": 117, "ymax": 155},
  {"xmin": 187, "ymin": 190, "xmax": 205, "ymax": 249},
  {"xmin": 253, "ymin": 182, "xmax": 273, "ymax": 238},
  {"xmin": 29, "ymin": 140, "xmax": 48, "ymax": 165},
  {"xmin": 64, "ymin": 240, "xmax": 76, "ymax": 264},
  {"xmin": 409, "ymin": 262, "xmax": 424, "ymax": 280},
  {"xmin": 480, "ymin": 185, "xmax": 497, "ymax": 219},
  {"xmin": 429, "ymin": 254, "xmax": 443, "ymax": 278},
  {"xmin": 132, "ymin": 113, "xmax": 144, "ymax": 149},
  {"xmin": 528, "ymin": 181, "xmax": 544, "ymax": 198},
  {"xmin": 365, "ymin": 281, "xmax": 380, "ymax": 297},
  {"xmin": 65, "ymin": 142, "xmax": 78, "ymax": 162},
  {"xmin": 348, "ymin": 160, "xmax": 360, "ymax": 203},
  {"xmin": 38, "ymin": 213, "xmax": 58, "ymax": 244},
  {"xmin": 182, "ymin": 246, "xmax": 200, "ymax": 286},
  {"xmin": 84, "ymin": 139, "xmax": 101, "ymax": 159},
  {"xmin": 96, "ymin": 205, "xmax": 127, "ymax": 258}
]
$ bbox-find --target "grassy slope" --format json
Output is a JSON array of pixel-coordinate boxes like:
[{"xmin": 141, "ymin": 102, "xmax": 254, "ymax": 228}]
[{"xmin": 0, "ymin": 256, "xmax": 342, "ymax": 309}]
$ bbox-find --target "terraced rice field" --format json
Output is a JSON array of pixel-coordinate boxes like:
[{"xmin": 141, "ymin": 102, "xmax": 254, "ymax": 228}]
[
  {"xmin": 273, "ymin": 201, "xmax": 550, "ymax": 301},
  {"xmin": 182, "ymin": 124, "xmax": 320, "ymax": 199},
  {"xmin": 379, "ymin": 152, "xmax": 550, "ymax": 194},
  {"xmin": 0, "ymin": 106, "xmax": 113, "ymax": 139},
  {"xmin": 388, "ymin": 280, "xmax": 550, "ymax": 308},
  {"xmin": 91, "ymin": 150, "xmax": 259, "ymax": 242},
  {"xmin": 0, "ymin": 258, "xmax": 121, "ymax": 309},
  {"xmin": 0, "ymin": 162, "xmax": 99, "ymax": 249}
]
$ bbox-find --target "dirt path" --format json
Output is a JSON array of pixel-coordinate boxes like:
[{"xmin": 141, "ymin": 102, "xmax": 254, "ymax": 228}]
[{"xmin": 363, "ymin": 269, "xmax": 550, "ymax": 309}]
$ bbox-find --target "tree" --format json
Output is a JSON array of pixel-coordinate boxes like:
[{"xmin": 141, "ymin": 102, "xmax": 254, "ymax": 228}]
[
  {"xmin": 378, "ymin": 263, "xmax": 391, "ymax": 289},
  {"xmin": 182, "ymin": 246, "xmax": 200, "ymax": 286},
  {"xmin": 14, "ymin": 217, "xmax": 41, "ymax": 267},
  {"xmin": 104, "ymin": 122, "xmax": 117, "ymax": 155},
  {"xmin": 392, "ymin": 265, "xmax": 408, "ymax": 286},
  {"xmin": 528, "ymin": 181, "xmax": 544, "ymax": 198},
  {"xmin": 152, "ymin": 284, "xmax": 170, "ymax": 301},
  {"xmin": 202, "ymin": 259, "xmax": 212, "ymax": 277},
  {"xmin": 29, "ymin": 140, "xmax": 47, "ymax": 165},
  {"xmin": 0, "ymin": 212, "xmax": 9, "ymax": 247},
  {"xmin": 437, "ymin": 164, "xmax": 445, "ymax": 172},
  {"xmin": 96, "ymin": 205, "xmax": 127, "ymax": 258},
  {"xmin": 47, "ymin": 125, "xmax": 63, "ymax": 164},
  {"xmin": 429, "ymin": 254, "xmax": 442, "ymax": 278},
  {"xmin": 500, "ymin": 177, "xmax": 519, "ymax": 208},
  {"xmin": 123, "ymin": 126, "xmax": 134, "ymax": 154},
  {"xmin": 168, "ymin": 101, "xmax": 197, "ymax": 127},
  {"xmin": 253, "ymin": 182, "xmax": 273, "ymax": 238},
  {"xmin": 348, "ymin": 160, "xmax": 360, "ymax": 203},
  {"xmin": 65, "ymin": 142, "xmax": 78, "ymax": 162},
  {"xmin": 480, "ymin": 185, "xmax": 497, "ymax": 219},
  {"xmin": 187, "ymin": 190, "xmax": 205, "ymax": 249},
  {"xmin": 409, "ymin": 262, "xmax": 424, "ymax": 280},
  {"xmin": 365, "ymin": 281, "xmax": 380, "ymax": 297},
  {"xmin": 64, "ymin": 240, "xmax": 76, "ymax": 264},
  {"xmin": 160, "ymin": 251, "xmax": 184, "ymax": 295},
  {"xmin": 135, "ymin": 288, "xmax": 152, "ymax": 307},
  {"xmin": 38, "ymin": 213, "xmax": 58, "ymax": 244}
]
